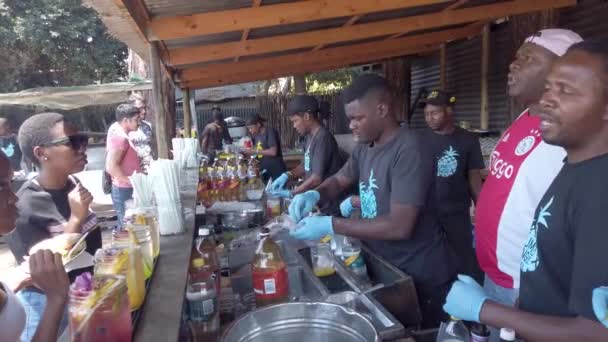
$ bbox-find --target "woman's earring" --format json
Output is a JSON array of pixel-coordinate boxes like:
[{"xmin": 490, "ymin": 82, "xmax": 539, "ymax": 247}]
[{"xmin": 43, "ymin": 157, "xmax": 49, "ymax": 161}]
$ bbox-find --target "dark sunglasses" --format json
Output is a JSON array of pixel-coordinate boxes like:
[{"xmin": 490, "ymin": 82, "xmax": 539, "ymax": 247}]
[{"xmin": 41, "ymin": 134, "xmax": 89, "ymax": 150}]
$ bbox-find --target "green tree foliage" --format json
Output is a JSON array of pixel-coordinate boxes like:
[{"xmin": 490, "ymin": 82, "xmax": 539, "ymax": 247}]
[
  {"xmin": 306, "ymin": 67, "xmax": 362, "ymax": 93},
  {"xmin": 0, "ymin": 0, "xmax": 127, "ymax": 93}
]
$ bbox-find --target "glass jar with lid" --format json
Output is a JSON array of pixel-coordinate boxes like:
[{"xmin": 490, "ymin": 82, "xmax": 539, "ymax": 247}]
[
  {"xmin": 133, "ymin": 208, "xmax": 160, "ymax": 258},
  {"xmin": 117, "ymin": 224, "xmax": 155, "ymax": 279},
  {"xmin": 69, "ymin": 275, "xmax": 132, "ymax": 342},
  {"xmin": 94, "ymin": 247, "xmax": 145, "ymax": 311}
]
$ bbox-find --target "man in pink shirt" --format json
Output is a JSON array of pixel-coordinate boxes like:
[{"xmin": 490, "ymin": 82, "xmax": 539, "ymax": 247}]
[
  {"xmin": 472, "ymin": 29, "xmax": 582, "ymax": 341},
  {"xmin": 106, "ymin": 103, "xmax": 142, "ymax": 228}
]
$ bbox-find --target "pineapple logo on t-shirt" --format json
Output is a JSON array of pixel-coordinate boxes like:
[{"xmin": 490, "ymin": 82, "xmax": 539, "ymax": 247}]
[
  {"xmin": 359, "ymin": 169, "xmax": 378, "ymax": 219},
  {"xmin": 521, "ymin": 196, "xmax": 554, "ymax": 272},
  {"xmin": 1, "ymin": 142, "xmax": 14, "ymax": 157},
  {"xmin": 437, "ymin": 146, "xmax": 459, "ymax": 177}
]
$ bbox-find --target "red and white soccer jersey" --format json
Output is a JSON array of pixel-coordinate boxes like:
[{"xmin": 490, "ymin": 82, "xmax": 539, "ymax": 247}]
[{"xmin": 475, "ymin": 110, "xmax": 565, "ymax": 289}]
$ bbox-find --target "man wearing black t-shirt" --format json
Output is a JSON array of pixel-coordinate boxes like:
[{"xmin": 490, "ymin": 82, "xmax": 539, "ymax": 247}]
[
  {"xmin": 288, "ymin": 74, "xmax": 455, "ymax": 327},
  {"xmin": 443, "ymin": 39, "xmax": 608, "ymax": 341},
  {"xmin": 420, "ymin": 90, "xmax": 484, "ymax": 281},
  {"xmin": 268, "ymin": 95, "xmax": 345, "ymax": 215}
]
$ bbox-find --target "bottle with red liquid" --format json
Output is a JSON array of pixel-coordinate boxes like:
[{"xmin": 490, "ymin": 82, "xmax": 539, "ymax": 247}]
[{"xmin": 251, "ymin": 228, "xmax": 289, "ymax": 308}]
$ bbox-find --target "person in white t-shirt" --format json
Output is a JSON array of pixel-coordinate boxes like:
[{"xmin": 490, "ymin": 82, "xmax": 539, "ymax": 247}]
[
  {"xmin": 0, "ymin": 150, "xmax": 69, "ymax": 342},
  {"xmin": 471, "ymin": 29, "xmax": 582, "ymax": 341}
]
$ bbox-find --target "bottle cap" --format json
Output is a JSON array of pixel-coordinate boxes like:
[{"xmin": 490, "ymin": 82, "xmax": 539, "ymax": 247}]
[
  {"xmin": 199, "ymin": 228, "xmax": 210, "ymax": 236},
  {"xmin": 472, "ymin": 323, "xmax": 490, "ymax": 336},
  {"xmin": 499, "ymin": 328, "xmax": 516, "ymax": 341}
]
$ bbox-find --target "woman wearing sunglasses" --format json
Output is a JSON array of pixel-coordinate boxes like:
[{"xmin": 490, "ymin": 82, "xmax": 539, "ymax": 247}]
[
  {"xmin": 5, "ymin": 112, "xmax": 102, "ymax": 341},
  {"xmin": 1, "ymin": 148, "xmax": 71, "ymax": 342}
]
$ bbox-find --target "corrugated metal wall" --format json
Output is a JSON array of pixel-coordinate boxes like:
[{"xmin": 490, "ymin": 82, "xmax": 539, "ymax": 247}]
[
  {"xmin": 487, "ymin": 23, "xmax": 511, "ymax": 130},
  {"xmin": 560, "ymin": 0, "xmax": 608, "ymax": 41},
  {"xmin": 410, "ymin": 23, "xmax": 511, "ymax": 131},
  {"xmin": 409, "ymin": 52, "xmax": 440, "ymax": 129},
  {"xmin": 445, "ymin": 35, "xmax": 482, "ymax": 129}
]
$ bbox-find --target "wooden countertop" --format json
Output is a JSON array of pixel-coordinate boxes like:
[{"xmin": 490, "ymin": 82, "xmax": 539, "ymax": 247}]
[{"xmin": 133, "ymin": 196, "xmax": 196, "ymax": 342}]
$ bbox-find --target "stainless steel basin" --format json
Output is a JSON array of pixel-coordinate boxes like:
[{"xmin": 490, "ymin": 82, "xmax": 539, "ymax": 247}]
[
  {"xmin": 221, "ymin": 302, "xmax": 379, "ymax": 342},
  {"xmin": 325, "ymin": 291, "xmax": 404, "ymax": 340}
]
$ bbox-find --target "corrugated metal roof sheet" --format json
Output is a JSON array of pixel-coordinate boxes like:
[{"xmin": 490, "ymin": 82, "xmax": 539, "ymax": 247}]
[
  {"xmin": 462, "ymin": 0, "xmax": 513, "ymax": 9},
  {"xmin": 164, "ymin": 31, "xmax": 243, "ymax": 49},
  {"xmin": 357, "ymin": 2, "xmax": 452, "ymax": 24},
  {"xmin": 248, "ymin": 16, "xmax": 350, "ymax": 40},
  {"xmin": 145, "ymin": 0, "xmax": 249, "ymax": 17}
]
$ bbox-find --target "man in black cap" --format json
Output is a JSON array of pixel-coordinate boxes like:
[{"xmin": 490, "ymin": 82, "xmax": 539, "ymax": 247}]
[
  {"xmin": 419, "ymin": 89, "xmax": 485, "ymax": 281},
  {"xmin": 243, "ymin": 114, "xmax": 286, "ymax": 183},
  {"xmin": 268, "ymin": 95, "xmax": 345, "ymax": 207},
  {"xmin": 200, "ymin": 106, "xmax": 232, "ymax": 160}
]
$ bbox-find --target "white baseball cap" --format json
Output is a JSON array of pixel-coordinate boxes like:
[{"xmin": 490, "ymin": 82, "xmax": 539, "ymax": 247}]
[{"xmin": 525, "ymin": 28, "xmax": 583, "ymax": 57}]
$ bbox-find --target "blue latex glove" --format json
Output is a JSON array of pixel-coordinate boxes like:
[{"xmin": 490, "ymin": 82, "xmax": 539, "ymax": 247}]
[
  {"xmin": 289, "ymin": 216, "xmax": 333, "ymax": 240},
  {"xmin": 340, "ymin": 196, "xmax": 354, "ymax": 218},
  {"xmin": 443, "ymin": 274, "xmax": 489, "ymax": 322},
  {"xmin": 270, "ymin": 173, "xmax": 289, "ymax": 192},
  {"xmin": 593, "ymin": 286, "xmax": 608, "ymax": 328},
  {"xmin": 288, "ymin": 190, "xmax": 320, "ymax": 222},
  {"xmin": 269, "ymin": 189, "xmax": 292, "ymax": 199}
]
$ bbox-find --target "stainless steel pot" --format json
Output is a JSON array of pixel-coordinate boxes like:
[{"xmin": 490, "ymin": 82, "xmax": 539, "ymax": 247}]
[
  {"xmin": 207, "ymin": 207, "xmax": 266, "ymax": 229},
  {"xmin": 221, "ymin": 302, "xmax": 379, "ymax": 342},
  {"xmin": 221, "ymin": 208, "xmax": 265, "ymax": 228}
]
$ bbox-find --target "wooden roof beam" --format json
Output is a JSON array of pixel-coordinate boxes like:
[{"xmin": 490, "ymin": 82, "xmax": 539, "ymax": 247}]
[
  {"xmin": 148, "ymin": 0, "xmax": 451, "ymax": 41},
  {"xmin": 234, "ymin": 0, "xmax": 263, "ymax": 62},
  {"xmin": 312, "ymin": 14, "xmax": 363, "ymax": 52},
  {"xmin": 444, "ymin": 0, "xmax": 469, "ymax": 11},
  {"xmin": 117, "ymin": 1, "xmax": 175, "ymax": 81},
  {"xmin": 117, "ymin": 0, "xmax": 151, "ymax": 43},
  {"xmin": 389, "ymin": 0, "xmax": 469, "ymax": 39},
  {"xmin": 181, "ymin": 45, "xmax": 439, "ymax": 89},
  {"xmin": 180, "ymin": 24, "xmax": 483, "ymax": 84},
  {"xmin": 166, "ymin": 0, "xmax": 575, "ymax": 66}
]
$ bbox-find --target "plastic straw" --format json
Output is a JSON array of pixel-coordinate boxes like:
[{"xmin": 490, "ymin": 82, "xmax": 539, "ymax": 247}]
[
  {"xmin": 148, "ymin": 159, "xmax": 185, "ymax": 235},
  {"xmin": 129, "ymin": 172, "xmax": 155, "ymax": 208}
]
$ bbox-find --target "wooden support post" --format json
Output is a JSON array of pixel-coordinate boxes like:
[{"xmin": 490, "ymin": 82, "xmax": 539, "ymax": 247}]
[
  {"xmin": 182, "ymin": 88, "xmax": 192, "ymax": 138},
  {"xmin": 480, "ymin": 24, "xmax": 490, "ymax": 130},
  {"xmin": 439, "ymin": 44, "xmax": 447, "ymax": 90},
  {"xmin": 150, "ymin": 42, "xmax": 169, "ymax": 158}
]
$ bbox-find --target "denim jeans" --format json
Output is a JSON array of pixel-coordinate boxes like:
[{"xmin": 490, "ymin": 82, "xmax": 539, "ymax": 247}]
[
  {"xmin": 16, "ymin": 288, "xmax": 68, "ymax": 341},
  {"xmin": 111, "ymin": 185, "xmax": 133, "ymax": 229},
  {"xmin": 483, "ymin": 275, "xmax": 519, "ymax": 342}
]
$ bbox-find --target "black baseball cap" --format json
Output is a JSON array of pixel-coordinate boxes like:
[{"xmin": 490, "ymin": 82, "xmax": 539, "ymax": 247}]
[
  {"xmin": 286, "ymin": 95, "xmax": 319, "ymax": 116},
  {"xmin": 423, "ymin": 89, "xmax": 456, "ymax": 107},
  {"xmin": 246, "ymin": 113, "xmax": 266, "ymax": 126}
]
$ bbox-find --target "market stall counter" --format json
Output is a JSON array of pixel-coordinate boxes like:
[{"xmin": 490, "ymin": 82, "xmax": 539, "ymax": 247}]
[{"xmin": 132, "ymin": 201, "xmax": 196, "ymax": 342}]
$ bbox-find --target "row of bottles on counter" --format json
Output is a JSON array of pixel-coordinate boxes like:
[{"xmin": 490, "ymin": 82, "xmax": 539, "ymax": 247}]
[
  {"xmin": 186, "ymin": 227, "xmax": 289, "ymax": 341},
  {"xmin": 436, "ymin": 316, "xmax": 518, "ymax": 342},
  {"xmin": 188, "ymin": 228, "xmax": 221, "ymax": 341},
  {"xmin": 197, "ymin": 155, "xmax": 265, "ymax": 206}
]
